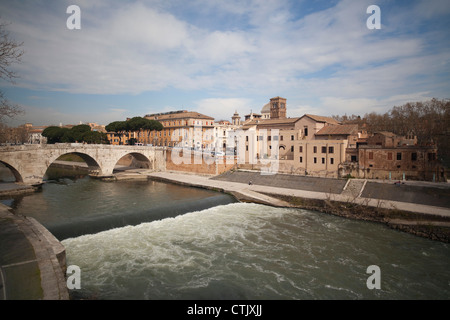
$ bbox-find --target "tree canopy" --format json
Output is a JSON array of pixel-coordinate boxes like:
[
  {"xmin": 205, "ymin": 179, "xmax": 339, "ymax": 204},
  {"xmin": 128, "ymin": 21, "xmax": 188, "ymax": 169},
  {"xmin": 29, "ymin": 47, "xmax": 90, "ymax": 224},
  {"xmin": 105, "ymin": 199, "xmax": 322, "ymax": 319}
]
[
  {"xmin": 105, "ymin": 117, "xmax": 163, "ymax": 132},
  {"xmin": 42, "ymin": 124, "xmax": 107, "ymax": 144},
  {"xmin": 333, "ymin": 98, "xmax": 450, "ymax": 167},
  {"xmin": 0, "ymin": 21, "xmax": 24, "ymax": 124}
]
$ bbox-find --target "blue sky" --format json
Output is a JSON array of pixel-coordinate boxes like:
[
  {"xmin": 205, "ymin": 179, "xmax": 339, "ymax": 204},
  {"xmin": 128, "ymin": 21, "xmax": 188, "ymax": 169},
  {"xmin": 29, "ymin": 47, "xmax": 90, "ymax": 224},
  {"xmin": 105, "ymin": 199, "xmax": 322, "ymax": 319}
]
[{"xmin": 0, "ymin": 0, "xmax": 449, "ymax": 126}]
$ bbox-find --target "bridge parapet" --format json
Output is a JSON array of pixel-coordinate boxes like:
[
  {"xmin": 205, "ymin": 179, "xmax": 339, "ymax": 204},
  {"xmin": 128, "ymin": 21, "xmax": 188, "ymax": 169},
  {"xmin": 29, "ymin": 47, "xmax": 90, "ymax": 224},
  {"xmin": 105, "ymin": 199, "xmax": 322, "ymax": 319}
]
[{"xmin": 0, "ymin": 144, "xmax": 166, "ymax": 185}]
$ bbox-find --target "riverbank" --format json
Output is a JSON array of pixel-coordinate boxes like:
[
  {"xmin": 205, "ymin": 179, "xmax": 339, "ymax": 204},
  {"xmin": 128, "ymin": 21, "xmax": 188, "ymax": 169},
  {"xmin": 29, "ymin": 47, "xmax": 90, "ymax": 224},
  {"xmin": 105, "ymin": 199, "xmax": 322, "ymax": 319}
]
[
  {"xmin": 0, "ymin": 183, "xmax": 38, "ymax": 197},
  {"xmin": 145, "ymin": 170, "xmax": 450, "ymax": 243},
  {"xmin": 1, "ymin": 165, "xmax": 449, "ymax": 300},
  {"xmin": 0, "ymin": 203, "xmax": 69, "ymax": 300}
]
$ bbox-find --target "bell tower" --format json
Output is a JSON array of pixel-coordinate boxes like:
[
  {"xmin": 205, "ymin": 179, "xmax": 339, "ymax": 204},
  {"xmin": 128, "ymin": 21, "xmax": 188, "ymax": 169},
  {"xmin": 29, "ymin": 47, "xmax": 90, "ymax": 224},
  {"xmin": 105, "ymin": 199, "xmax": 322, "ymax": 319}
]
[
  {"xmin": 232, "ymin": 110, "xmax": 241, "ymax": 126},
  {"xmin": 269, "ymin": 97, "xmax": 287, "ymax": 119}
]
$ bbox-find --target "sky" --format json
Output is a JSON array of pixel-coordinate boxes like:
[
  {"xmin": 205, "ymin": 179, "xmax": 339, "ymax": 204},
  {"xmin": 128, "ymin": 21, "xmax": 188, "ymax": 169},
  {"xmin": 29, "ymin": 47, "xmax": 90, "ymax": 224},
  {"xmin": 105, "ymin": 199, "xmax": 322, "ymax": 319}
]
[{"xmin": 0, "ymin": 0, "xmax": 449, "ymax": 127}]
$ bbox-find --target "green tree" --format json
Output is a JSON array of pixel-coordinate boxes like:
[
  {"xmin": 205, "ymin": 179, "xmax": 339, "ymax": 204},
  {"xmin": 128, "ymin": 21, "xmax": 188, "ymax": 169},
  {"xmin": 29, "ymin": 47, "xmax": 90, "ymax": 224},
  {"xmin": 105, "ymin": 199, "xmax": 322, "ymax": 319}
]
[
  {"xmin": 82, "ymin": 130, "xmax": 106, "ymax": 144},
  {"xmin": 42, "ymin": 125, "xmax": 108, "ymax": 144},
  {"xmin": 105, "ymin": 121, "xmax": 127, "ymax": 133},
  {"xmin": 42, "ymin": 126, "xmax": 70, "ymax": 144},
  {"xmin": 69, "ymin": 124, "xmax": 91, "ymax": 142},
  {"xmin": 106, "ymin": 117, "xmax": 163, "ymax": 133}
]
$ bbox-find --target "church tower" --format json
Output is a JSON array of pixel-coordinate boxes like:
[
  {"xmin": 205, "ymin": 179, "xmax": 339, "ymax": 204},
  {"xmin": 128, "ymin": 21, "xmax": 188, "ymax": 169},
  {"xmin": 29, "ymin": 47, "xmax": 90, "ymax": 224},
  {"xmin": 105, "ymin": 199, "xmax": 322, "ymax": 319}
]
[
  {"xmin": 232, "ymin": 110, "xmax": 241, "ymax": 126},
  {"xmin": 269, "ymin": 97, "xmax": 287, "ymax": 119}
]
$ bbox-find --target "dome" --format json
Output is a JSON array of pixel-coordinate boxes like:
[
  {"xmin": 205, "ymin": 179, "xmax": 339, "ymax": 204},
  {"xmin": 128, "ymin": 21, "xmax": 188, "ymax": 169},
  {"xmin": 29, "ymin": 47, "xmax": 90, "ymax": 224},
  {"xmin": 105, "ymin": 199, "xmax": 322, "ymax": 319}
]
[{"xmin": 261, "ymin": 103, "xmax": 270, "ymax": 114}]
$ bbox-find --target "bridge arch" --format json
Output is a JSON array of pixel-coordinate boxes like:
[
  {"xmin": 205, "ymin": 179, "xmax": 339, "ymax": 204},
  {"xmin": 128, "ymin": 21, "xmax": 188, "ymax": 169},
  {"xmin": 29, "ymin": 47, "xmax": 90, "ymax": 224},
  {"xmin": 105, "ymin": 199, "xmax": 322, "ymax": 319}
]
[
  {"xmin": 0, "ymin": 144, "xmax": 163, "ymax": 185},
  {"xmin": 0, "ymin": 160, "xmax": 23, "ymax": 183},
  {"xmin": 46, "ymin": 152, "xmax": 102, "ymax": 177},
  {"xmin": 113, "ymin": 152, "xmax": 153, "ymax": 172}
]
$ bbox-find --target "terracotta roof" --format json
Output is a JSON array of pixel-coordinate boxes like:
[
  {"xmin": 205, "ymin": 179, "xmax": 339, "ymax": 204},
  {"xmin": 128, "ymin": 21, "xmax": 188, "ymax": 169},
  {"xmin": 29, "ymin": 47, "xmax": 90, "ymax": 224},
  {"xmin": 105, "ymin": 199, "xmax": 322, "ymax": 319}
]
[
  {"xmin": 145, "ymin": 110, "xmax": 214, "ymax": 121},
  {"xmin": 240, "ymin": 117, "xmax": 301, "ymax": 130},
  {"xmin": 315, "ymin": 124, "xmax": 358, "ymax": 136},
  {"xmin": 302, "ymin": 114, "xmax": 340, "ymax": 125}
]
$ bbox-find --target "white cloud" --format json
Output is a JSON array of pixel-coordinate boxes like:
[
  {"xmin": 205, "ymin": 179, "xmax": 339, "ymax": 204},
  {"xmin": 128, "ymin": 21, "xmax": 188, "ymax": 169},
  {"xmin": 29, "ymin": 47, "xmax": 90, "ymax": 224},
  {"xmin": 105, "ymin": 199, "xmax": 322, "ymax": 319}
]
[
  {"xmin": 194, "ymin": 98, "xmax": 253, "ymax": 122},
  {"xmin": 1, "ymin": 0, "xmax": 449, "ymax": 123}
]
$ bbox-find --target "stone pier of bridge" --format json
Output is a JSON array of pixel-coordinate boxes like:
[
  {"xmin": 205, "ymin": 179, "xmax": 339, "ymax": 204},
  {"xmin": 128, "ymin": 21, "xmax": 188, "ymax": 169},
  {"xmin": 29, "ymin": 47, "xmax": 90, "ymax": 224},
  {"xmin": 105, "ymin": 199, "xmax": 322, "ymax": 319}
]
[{"xmin": 0, "ymin": 144, "xmax": 166, "ymax": 185}]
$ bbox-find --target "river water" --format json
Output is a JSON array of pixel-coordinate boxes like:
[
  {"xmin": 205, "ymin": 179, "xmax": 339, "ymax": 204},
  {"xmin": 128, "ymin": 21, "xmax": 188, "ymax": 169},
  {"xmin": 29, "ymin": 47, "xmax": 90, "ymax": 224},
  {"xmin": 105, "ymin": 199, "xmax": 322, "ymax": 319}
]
[{"xmin": 2, "ymin": 169, "xmax": 450, "ymax": 300}]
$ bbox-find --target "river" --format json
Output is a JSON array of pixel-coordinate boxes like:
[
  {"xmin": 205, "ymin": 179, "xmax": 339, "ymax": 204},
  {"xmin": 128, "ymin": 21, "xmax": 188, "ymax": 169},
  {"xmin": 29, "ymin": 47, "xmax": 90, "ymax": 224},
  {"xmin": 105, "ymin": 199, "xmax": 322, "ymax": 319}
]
[{"xmin": 2, "ymin": 168, "xmax": 450, "ymax": 300}]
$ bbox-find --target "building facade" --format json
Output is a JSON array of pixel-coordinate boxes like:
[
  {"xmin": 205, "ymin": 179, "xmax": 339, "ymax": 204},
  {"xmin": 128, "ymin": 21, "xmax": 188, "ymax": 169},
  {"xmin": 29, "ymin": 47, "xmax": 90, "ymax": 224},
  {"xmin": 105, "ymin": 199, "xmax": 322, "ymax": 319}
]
[
  {"xmin": 339, "ymin": 131, "xmax": 442, "ymax": 181},
  {"xmin": 107, "ymin": 131, "xmax": 137, "ymax": 145},
  {"xmin": 235, "ymin": 97, "xmax": 348, "ymax": 177},
  {"xmin": 142, "ymin": 110, "xmax": 215, "ymax": 149}
]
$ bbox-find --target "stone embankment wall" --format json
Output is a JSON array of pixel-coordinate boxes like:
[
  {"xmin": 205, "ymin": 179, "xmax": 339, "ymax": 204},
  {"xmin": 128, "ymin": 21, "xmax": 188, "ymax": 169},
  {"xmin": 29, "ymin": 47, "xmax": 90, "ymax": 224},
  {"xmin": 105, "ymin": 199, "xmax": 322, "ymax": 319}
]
[
  {"xmin": 165, "ymin": 150, "xmax": 235, "ymax": 175},
  {"xmin": 268, "ymin": 192, "xmax": 450, "ymax": 243},
  {"xmin": 0, "ymin": 204, "xmax": 69, "ymax": 300}
]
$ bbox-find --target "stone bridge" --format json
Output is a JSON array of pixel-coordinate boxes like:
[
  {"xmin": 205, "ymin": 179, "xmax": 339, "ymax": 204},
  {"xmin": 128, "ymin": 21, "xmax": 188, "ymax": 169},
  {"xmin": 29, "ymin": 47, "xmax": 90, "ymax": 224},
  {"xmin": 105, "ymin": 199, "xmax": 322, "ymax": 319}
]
[{"xmin": 0, "ymin": 144, "xmax": 166, "ymax": 185}]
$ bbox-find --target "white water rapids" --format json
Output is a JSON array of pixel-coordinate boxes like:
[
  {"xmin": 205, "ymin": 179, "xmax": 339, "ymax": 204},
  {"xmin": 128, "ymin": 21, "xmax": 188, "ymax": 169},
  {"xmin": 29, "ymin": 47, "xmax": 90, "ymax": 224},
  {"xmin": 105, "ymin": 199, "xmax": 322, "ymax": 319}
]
[{"xmin": 62, "ymin": 203, "xmax": 450, "ymax": 300}]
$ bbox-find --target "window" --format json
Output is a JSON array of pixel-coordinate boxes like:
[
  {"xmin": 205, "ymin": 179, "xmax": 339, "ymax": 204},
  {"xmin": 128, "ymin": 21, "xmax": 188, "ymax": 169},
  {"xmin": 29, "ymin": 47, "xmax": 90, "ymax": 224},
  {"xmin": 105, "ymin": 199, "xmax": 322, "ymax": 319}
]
[
  {"xmin": 328, "ymin": 146, "xmax": 334, "ymax": 154},
  {"xmin": 304, "ymin": 127, "xmax": 308, "ymax": 136},
  {"xmin": 299, "ymin": 146, "xmax": 303, "ymax": 153},
  {"xmin": 313, "ymin": 146, "xmax": 317, "ymax": 153},
  {"xmin": 291, "ymin": 146, "xmax": 294, "ymax": 152},
  {"xmin": 246, "ymin": 136, "xmax": 248, "ymax": 142},
  {"xmin": 369, "ymin": 152, "xmax": 373, "ymax": 160},
  {"xmin": 322, "ymin": 158, "xmax": 325, "ymax": 164},
  {"xmin": 397, "ymin": 152, "xmax": 402, "ymax": 160},
  {"xmin": 387, "ymin": 152, "xmax": 392, "ymax": 160},
  {"xmin": 351, "ymin": 155, "xmax": 357, "ymax": 162},
  {"xmin": 280, "ymin": 135, "xmax": 284, "ymax": 141},
  {"xmin": 300, "ymin": 156, "xmax": 303, "ymax": 163},
  {"xmin": 321, "ymin": 146, "xmax": 327, "ymax": 153},
  {"xmin": 246, "ymin": 145, "xmax": 248, "ymax": 151},
  {"xmin": 314, "ymin": 157, "xmax": 317, "ymax": 164},
  {"xmin": 291, "ymin": 135, "xmax": 294, "ymax": 141},
  {"xmin": 268, "ymin": 136, "xmax": 271, "ymax": 141},
  {"xmin": 330, "ymin": 158, "xmax": 334, "ymax": 165},
  {"xmin": 411, "ymin": 152, "xmax": 417, "ymax": 161}
]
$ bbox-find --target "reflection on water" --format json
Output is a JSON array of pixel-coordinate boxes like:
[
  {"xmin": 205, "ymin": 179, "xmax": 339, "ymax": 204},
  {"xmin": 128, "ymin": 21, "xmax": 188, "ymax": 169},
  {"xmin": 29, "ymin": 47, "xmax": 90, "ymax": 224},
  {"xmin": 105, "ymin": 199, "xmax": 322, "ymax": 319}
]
[{"xmin": 43, "ymin": 165, "xmax": 88, "ymax": 181}]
